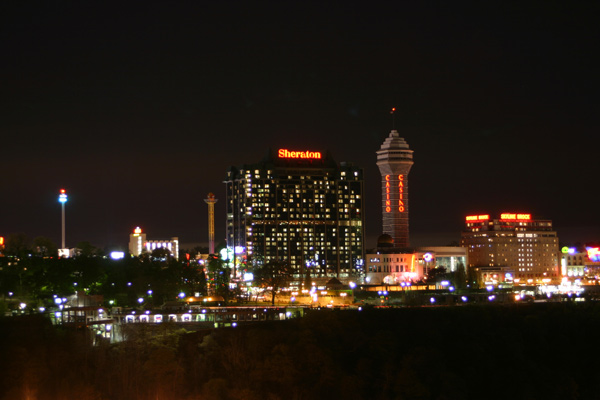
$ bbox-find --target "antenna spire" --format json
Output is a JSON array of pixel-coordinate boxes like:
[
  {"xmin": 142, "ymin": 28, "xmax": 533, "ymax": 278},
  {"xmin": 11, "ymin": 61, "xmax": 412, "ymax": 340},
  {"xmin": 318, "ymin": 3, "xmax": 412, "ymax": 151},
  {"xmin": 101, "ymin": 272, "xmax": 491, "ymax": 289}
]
[{"xmin": 390, "ymin": 107, "xmax": 396, "ymax": 130}]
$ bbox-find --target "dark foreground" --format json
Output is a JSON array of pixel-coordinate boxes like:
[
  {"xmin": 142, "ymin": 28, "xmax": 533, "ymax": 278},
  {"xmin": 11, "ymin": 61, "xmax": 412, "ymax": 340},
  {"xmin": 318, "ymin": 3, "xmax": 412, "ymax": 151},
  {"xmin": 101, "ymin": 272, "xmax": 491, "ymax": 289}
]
[{"xmin": 0, "ymin": 302, "xmax": 596, "ymax": 400}]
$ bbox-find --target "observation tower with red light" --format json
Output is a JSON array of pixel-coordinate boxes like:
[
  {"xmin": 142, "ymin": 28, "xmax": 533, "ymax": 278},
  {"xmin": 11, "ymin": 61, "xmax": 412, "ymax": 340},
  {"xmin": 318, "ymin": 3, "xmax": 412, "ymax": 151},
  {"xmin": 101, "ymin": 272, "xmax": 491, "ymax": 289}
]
[
  {"xmin": 376, "ymin": 116, "xmax": 414, "ymax": 248},
  {"xmin": 58, "ymin": 189, "xmax": 68, "ymax": 250}
]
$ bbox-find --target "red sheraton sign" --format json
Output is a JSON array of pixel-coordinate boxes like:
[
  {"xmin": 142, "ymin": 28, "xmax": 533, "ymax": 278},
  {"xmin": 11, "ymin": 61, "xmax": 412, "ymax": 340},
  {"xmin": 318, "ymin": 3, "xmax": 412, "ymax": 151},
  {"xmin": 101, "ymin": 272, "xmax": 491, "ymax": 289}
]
[{"xmin": 278, "ymin": 149, "xmax": 322, "ymax": 159}]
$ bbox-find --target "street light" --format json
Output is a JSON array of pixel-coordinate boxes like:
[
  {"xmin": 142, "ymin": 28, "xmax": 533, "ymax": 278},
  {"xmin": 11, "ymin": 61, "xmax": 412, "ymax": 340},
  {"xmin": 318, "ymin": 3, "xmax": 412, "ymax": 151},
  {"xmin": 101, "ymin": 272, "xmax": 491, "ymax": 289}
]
[{"xmin": 58, "ymin": 189, "xmax": 68, "ymax": 250}]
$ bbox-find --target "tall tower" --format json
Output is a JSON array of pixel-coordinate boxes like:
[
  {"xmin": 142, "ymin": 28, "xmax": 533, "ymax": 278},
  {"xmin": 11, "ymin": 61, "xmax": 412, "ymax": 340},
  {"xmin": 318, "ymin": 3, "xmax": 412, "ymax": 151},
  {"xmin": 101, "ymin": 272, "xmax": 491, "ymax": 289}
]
[
  {"xmin": 376, "ymin": 130, "xmax": 414, "ymax": 247},
  {"xmin": 204, "ymin": 193, "xmax": 218, "ymax": 254},
  {"xmin": 58, "ymin": 189, "xmax": 68, "ymax": 249}
]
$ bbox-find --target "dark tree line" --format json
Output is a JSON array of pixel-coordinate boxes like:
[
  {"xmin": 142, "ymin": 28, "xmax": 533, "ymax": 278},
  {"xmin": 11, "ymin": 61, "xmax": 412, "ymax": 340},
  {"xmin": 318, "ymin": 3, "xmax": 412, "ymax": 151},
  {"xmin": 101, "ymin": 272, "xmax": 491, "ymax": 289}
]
[{"xmin": 2, "ymin": 302, "xmax": 597, "ymax": 399}]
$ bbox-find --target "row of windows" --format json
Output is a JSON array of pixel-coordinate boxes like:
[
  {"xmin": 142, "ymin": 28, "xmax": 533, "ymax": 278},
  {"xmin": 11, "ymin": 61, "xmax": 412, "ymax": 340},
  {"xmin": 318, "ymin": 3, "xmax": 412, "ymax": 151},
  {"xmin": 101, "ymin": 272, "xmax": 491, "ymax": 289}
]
[{"xmin": 368, "ymin": 265, "xmax": 410, "ymax": 273}]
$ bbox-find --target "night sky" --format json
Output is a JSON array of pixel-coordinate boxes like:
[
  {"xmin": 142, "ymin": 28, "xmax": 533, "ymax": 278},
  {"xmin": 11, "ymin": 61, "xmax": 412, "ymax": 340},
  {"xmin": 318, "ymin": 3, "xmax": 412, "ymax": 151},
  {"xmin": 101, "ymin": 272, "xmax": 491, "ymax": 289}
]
[{"xmin": 2, "ymin": 1, "xmax": 598, "ymax": 251}]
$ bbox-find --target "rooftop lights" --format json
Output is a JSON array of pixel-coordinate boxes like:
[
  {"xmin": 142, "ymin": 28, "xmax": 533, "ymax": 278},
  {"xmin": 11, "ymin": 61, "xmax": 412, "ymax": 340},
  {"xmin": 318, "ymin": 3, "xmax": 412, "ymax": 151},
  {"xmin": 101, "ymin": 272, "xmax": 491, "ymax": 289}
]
[{"xmin": 58, "ymin": 189, "xmax": 68, "ymax": 203}]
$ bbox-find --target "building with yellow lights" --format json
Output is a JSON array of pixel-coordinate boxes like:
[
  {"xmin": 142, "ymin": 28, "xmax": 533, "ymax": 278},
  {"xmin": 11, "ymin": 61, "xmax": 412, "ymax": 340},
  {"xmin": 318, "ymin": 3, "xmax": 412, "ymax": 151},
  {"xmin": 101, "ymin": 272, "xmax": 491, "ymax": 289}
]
[
  {"xmin": 128, "ymin": 227, "xmax": 179, "ymax": 260},
  {"xmin": 560, "ymin": 246, "xmax": 600, "ymax": 281},
  {"xmin": 225, "ymin": 149, "xmax": 364, "ymax": 282},
  {"xmin": 460, "ymin": 213, "xmax": 560, "ymax": 285}
]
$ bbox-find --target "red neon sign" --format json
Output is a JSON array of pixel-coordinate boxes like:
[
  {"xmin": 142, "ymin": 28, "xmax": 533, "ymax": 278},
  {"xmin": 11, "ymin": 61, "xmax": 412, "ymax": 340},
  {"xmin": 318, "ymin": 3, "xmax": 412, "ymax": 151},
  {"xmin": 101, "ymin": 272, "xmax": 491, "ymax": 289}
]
[
  {"xmin": 385, "ymin": 175, "xmax": 391, "ymax": 212},
  {"xmin": 278, "ymin": 149, "xmax": 322, "ymax": 159},
  {"xmin": 466, "ymin": 214, "xmax": 490, "ymax": 222},
  {"xmin": 398, "ymin": 174, "xmax": 405, "ymax": 212},
  {"xmin": 384, "ymin": 174, "xmax": 405, "ymax": 213},
  {"xmin": 500, "ymin": 213, "xmax": 531, "ymax": 221}
]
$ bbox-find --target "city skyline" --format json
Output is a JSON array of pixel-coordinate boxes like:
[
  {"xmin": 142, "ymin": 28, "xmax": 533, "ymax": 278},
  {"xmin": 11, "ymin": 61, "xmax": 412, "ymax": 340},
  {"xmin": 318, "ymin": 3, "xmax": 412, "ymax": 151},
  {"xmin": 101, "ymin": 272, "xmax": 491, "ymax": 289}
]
[{"xmin": 2, "ymin": 2, "xmax": 598, "ymax": 250}]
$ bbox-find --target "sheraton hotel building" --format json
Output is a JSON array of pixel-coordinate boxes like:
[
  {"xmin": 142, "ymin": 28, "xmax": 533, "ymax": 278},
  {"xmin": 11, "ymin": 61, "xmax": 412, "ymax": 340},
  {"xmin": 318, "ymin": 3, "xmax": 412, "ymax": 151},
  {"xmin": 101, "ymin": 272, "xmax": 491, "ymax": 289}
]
[{"xmin": 225, "ymin": 149, "xmax": 365, "ymax": 281}]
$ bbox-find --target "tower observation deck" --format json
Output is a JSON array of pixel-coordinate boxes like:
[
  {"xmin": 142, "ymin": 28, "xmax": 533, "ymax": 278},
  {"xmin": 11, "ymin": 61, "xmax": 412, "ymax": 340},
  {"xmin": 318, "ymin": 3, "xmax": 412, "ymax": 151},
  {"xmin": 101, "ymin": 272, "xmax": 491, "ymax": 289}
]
[{"xmin": 376, "ymin": 130, "xmax": 414, "ymax": 248}]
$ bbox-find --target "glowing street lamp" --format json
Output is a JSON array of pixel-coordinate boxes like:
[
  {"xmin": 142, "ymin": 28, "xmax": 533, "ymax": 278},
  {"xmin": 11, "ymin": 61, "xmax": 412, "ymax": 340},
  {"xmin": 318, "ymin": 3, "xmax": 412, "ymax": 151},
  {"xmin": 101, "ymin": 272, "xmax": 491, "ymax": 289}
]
[{"xmin": 58, "ymin": 189, "xmax": 68, "ymax": 250}]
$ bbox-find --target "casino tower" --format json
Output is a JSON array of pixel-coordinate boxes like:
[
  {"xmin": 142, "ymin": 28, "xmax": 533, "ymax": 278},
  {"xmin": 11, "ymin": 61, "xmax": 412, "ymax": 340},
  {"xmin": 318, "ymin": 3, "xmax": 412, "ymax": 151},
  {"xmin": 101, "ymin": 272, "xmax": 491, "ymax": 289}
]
[{"xmin": 376, "ymin": 130, "xmax": 414, "ymax": 248}]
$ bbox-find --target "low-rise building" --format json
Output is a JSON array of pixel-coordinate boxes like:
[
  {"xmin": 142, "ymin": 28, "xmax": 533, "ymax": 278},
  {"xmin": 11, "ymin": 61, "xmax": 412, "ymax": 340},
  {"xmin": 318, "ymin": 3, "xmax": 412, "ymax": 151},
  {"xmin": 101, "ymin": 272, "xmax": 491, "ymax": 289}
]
[
  {"xmin": 365, "ymin": 234, "xmax": 467, "ymax": 285},
  {"xmin": 128, "ymin": 227, "xmax": 179, "ymax": 260}
]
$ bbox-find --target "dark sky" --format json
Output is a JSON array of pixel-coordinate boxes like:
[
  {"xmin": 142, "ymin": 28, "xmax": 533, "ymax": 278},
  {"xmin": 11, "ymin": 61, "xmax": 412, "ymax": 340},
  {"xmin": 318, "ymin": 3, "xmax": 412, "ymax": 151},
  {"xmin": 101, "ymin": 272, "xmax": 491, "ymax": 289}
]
[{"xmin": 2, "ymin": 1, "xmax": 598, "ymax": 250}]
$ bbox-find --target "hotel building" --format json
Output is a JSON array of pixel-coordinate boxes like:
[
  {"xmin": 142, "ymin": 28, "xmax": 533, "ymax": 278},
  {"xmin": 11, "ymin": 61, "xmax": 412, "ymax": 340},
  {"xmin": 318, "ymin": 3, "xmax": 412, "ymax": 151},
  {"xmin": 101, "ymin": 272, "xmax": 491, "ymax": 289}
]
[
  {"xmin": 128, "ymin": 227, "xmax": 179, "ymax": 260},
  {"xmin": 225, "ymin": 149, "xmax": 365, "ymax": 281},
  {"xmin": 460, "ymin": 213, "xmax": 560, "ymax": 285},
  {"xmin": 376, "ymin": 129, "xmax": 414, "ymax": 248}
]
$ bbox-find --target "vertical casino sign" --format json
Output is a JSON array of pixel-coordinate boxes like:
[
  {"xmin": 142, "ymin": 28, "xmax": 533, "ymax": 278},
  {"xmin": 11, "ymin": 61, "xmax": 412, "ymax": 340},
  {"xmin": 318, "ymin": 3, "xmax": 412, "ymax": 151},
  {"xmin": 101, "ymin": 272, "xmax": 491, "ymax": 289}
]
[{"xmin": 385, "ymin": 174, "xmax": 405, "ymax": 213}]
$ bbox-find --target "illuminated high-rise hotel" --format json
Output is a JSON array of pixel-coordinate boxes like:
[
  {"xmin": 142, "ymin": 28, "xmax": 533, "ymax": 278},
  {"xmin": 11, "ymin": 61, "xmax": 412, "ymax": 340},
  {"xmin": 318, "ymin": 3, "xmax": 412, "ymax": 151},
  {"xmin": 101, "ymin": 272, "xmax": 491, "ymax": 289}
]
[
  {"xmin": 225, "ymin": 149, "xmax": 365, "ymax": 280},
  {"xmin": 376, "ymin": 130, "xmax": 414, "ymax": 248},
  {"xmin": 461, "ymin": 213, "xmax": 560, "ymax": 284}
]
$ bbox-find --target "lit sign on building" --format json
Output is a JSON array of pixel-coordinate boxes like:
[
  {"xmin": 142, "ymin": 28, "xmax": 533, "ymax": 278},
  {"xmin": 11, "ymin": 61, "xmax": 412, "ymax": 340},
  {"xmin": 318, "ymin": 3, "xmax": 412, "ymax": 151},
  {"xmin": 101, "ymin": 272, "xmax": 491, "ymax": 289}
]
[
  {"xmin": 398, "ymin": 174, "xmax": 405, "ymax": 212},
  {"xmin": 500, "ymin": 213, "xmax": 531, "ymax": 222},
  {"xmin": 384, "ymin": 174, "xmax": 405, "ymax": 213},
  {"xmin": 278, "ymin": 149, "xmax": 322, "ymax": 159},
  {"xmin": 465, "ymin": 215, "xmax": 490, "ymax": 222},
  {"xmin": 133, "ymin": 227, "xmax": 142, "ymax": 236},
  {"xmin": 587, "ymin": 247, "xmax": 600, "ymax": 262},
  {"xmin": 561, "ymin": 246, "xmax": 576, "ymax": 254}
]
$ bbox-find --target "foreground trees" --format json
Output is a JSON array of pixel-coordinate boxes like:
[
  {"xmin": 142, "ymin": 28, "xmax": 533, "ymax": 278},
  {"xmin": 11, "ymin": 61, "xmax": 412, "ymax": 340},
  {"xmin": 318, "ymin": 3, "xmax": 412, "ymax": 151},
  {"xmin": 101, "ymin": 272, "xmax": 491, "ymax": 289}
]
[{"xmin": 1, "ymin": 302, "xmax": 595, "ymax": 400}]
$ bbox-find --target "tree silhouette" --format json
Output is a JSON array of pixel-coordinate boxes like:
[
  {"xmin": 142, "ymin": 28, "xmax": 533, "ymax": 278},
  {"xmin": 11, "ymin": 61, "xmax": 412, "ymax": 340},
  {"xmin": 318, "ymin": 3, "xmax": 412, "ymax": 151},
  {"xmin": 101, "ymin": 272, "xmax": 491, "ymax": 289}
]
[
  {"xmin": 32, "ymin": 236, "xmax": 57, "ymax": 257},
  {"xmin": 206, "ymin": 255, "xmax": 231, "ymax": 302},
  {"xmin": 4, "ymin": 233, "xmax": 31, "ymax": 257},
  {"xmin": 452, "ymin": 263, "xmax": 467, "ymax": 289},
  {"xmin": 75, "ymin": 241, "xmax": 100, "ymax": 257},
  {"xmin": 252, "ymin": 260, "xmax": 294, "ymax": 305}
]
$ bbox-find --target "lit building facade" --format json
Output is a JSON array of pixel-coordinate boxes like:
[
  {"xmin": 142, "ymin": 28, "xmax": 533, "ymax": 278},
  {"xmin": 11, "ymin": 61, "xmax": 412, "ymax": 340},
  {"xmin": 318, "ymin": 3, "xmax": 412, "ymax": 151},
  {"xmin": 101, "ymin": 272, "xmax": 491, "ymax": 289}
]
[
  {"xmin": 376, "ymin": 130, "xmax": 414, "ymax": 248},
  {"xmin": 560, "ymin": 247, "xmax": 587, "ymax": 278},
  {"xmin": 560, "ymin": 246, "xmax": 600, "ymax": 280},
  {"xmin": 225, "ymin": 149, "xmax": 365, "ymax": 281},
  {"xmin": 461, "ymin": 213, "xmax": 560, "ymax": 285},
  {"xmin": 128, "ymin": 227, "xmax": 179, "ymax": 260},
  {"xmin": 365, "ymin": 235, "xmax": 467, "ymax": 285}
]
